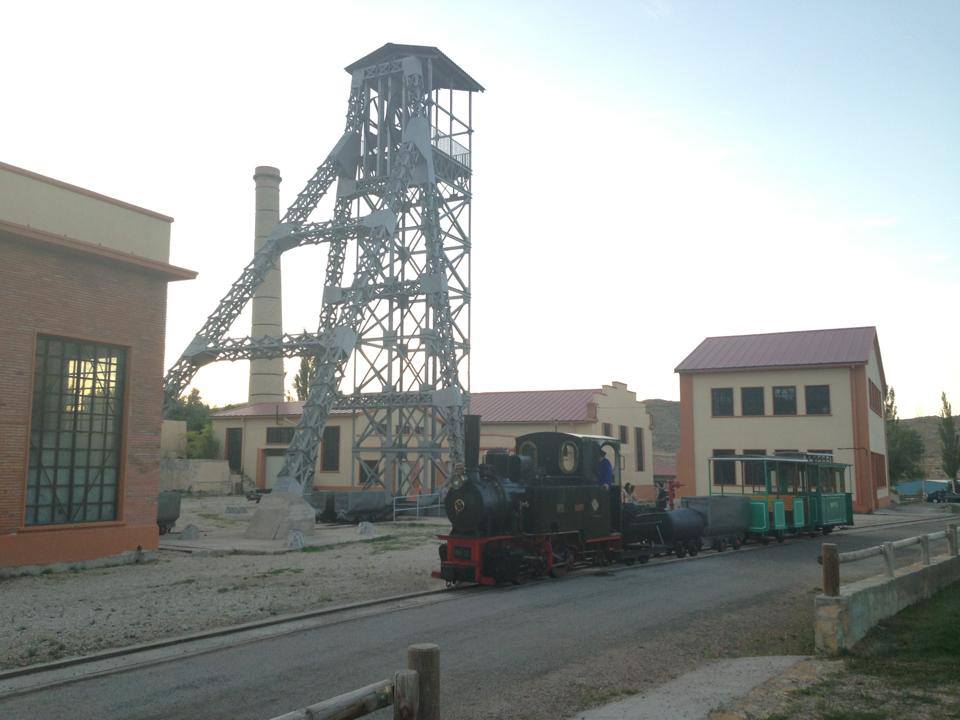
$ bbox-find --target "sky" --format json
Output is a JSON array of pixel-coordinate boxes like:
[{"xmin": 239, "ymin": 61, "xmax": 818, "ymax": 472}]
[{"xmin": 2, "ymin": 0, "xmax": 958, "ymax": 417}]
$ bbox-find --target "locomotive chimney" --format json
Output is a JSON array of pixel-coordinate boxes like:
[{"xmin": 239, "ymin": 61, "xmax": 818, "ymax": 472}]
[{"xmin": 464, "ymin": 414, "xmax": 481, "ymax": 469}]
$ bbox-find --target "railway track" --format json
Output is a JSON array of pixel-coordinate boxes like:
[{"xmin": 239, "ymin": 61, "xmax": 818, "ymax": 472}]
[{"xmin": 0, "ymin": 512, "xmax": 945, "ymax": 699}]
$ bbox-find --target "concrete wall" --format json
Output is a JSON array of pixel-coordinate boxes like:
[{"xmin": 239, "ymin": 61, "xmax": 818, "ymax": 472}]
[
  {"xmin": 161, "ymin": 420, "xmax": 188, "ymax": 458},
  {"xmin": 865, "ymin": 347, "xmax": 889, "ymax": 505},
  {"xmin": 159, "ymin": 459, "xmax": 233, "ymax": 494},
  {"xmin": 815, "ymin": 550, "xmax": 960, "ymax": 654},
  {"xmin": 684, "ymin": 367, "xmax": 857, "ymax": 497},
  {"xmin": 0, "ymin": 161, "xmax": 171, "ymax": 263}
]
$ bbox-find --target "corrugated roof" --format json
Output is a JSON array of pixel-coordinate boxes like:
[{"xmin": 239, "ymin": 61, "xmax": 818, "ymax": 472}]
[
  {"xmin": 675, "ymin": 327, "xmax": 878, "ymax": 373},
  {"xmin": 469, "ymin": 389, "xmax": 600, "ymax": 424},
  {"xmin": 211, "ymin": 401, "xmax": 352, "ymax": 419}
]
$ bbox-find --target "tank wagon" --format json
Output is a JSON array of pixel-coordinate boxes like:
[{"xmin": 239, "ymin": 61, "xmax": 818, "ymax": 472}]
[{"xmin": 433, "ymin": 419, "xmax": 855, "ymax": 585}]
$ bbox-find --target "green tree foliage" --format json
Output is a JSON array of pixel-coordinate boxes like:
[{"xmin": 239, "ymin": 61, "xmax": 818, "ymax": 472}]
[
  {"xmin": 939, "ymin": 392, "xmax": 960, "ymax": 491},
  {"xmin": 293, "ymin": 356, "xmax": 317, "ymax": 401},
  {"xmin": 884, "ymin": 387, "xmax": 924, "ymax": 482},
  {"xmin": 186, "ymin": 423, "xmax": 220, "ymax": 459},
  {"xmin": 164, "ymin": 388, "xmax": 219, "ymax": 459},
  {"xmin": 164, "ymin": 388, "xmax": 211, "ymax": 432}
]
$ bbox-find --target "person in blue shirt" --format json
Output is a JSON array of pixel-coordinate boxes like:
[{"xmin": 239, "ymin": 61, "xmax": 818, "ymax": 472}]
[{"xmin": 597, "ymin": 449, "xmax": 614, "ymax": 487}]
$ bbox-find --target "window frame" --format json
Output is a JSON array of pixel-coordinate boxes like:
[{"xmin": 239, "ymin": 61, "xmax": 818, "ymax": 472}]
[
  {"xmin": 804, "ymin": 385, "xmax": 831, "ymax": 415},
  {"xmin": 711, "ymin": 387, "xmax": 734, "ymax": 417},
  {"xmin": 742, "ymin": 449, "xmax": 767, "ymax": 489},
  {"xmin": 634, "ymin": 427, "xmax": 645, "ymax": 472},
  {"xmin": 712, "ymin": 449, "xmax": 737, "ymax": 486},
  {"xmin": 740, "ymin": 387, "xmax": 765, "ymax": 416},
  {"xmin": 772, "ymin": 386, "xmax": 797, "ymax": 416},
  {"xmin": 25, "ymin": 334, "xmax": 129, "ymax": 527},
  {"xmin": 602, "ymin": 422, "xmax": 612, "ymax": 437},
  {"xmin": 266, "ymin": 426, "xmax": 296, "ymax": 445}
]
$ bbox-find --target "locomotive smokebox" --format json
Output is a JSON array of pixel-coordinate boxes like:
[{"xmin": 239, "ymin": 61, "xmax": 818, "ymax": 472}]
[{"xmin": 464, "ymin": 414, "xmax": 481, "ymax": 470}]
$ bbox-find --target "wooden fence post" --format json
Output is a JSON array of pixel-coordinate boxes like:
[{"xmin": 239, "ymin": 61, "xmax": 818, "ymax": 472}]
[
  {"xmin": 393, "ymin": 670, "xmax": 420, "ymax": 720},
  {"xmin": 881, "ymin": 541, "xmax": 896, "ymax": 578},
  {"xmin": 822, "ymin": 543, "xmax": 840, "ymax": 597},
  {"xmin": 920, "ymin": 534, "xmax": 931, "ymax": 565},
  {"xmin": 948, "ymin": 524, "xmax": 959, "ymax": 558},
  {"xmin": 407, "ymin": 644, "xmax": 440, "ymax": 720}
]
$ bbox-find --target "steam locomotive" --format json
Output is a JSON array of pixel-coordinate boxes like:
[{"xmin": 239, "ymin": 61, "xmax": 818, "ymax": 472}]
[{"xmin": 434, "ymin": 417, "xmax": 708, "ymax": 585}]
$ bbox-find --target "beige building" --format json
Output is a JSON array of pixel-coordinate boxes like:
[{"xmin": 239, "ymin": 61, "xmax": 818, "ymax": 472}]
[
  {"xmin": 209, "ymin": 381, "xmax": 655, "ymax": 493},
  {"xmin": 675, "ymin": 327, "xmax": 889, "ymax": 513}
]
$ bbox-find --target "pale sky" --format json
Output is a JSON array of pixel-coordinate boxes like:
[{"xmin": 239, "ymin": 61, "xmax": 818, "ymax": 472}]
[{"xmin": 3, "ymin": 1, "xmax": 958, "ymax": 417}]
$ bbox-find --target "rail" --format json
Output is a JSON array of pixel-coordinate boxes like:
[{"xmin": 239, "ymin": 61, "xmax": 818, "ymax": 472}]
[
  {"xmin": 432, "ymin": 133, "xmax": 470, "ymax": 168},
  {"xmin": 820, "ymin": 523, "xmax": 959, "ymax": 596},
  {"xmin": 268, "ymin": 643, "xmax": 439, "ymax": 720},
  {"xmin": 393, "ymin": 493, "xmax": 442, "ymax": 521}
]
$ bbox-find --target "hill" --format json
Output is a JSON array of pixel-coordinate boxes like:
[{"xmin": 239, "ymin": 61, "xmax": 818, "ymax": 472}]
[
  {"xmin": 642, "ymin": 398, "xmax": 680, "ymax": 454},
  {"xmin": 900, "ymin": 415, "xmax": 955, "ymax": 480}
]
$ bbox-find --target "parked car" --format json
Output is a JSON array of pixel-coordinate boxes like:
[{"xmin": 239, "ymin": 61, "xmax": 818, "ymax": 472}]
[{"xmin": 925, "ymin": 489, "xmax": 960, "ymax": 504}]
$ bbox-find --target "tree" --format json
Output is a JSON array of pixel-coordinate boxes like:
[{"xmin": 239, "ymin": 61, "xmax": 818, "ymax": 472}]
[
  {"xmin": 884, "ymin": 387, "xmax": 924, "ymax": 482},
  {"xmin": 164, "ymin": 388, "xmax": 219, "ymax": 459},
  {"xmin": 939, "ymin": 392, "xmax": 960, "ymax": 492},
  {"xmin": 186, "ymin": 422, "xmax": 220, "ymax": 459},
  {"xmin": 164, "ymin": 388, "xmax": 211, "ymax": 432},
  {"xmin": 293, "ymin": 356, "xmax": 317, "ymax": 401}
]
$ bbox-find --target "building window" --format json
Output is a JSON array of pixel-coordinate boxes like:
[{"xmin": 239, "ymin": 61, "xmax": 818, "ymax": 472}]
[
  {"xmin": 712, "ymin": 449, "xmax": 736, "ymax": 485},
  {"xmin": 872, "ymin": 452, "xmax": 887, "ymax": 488},
  {"xmin": 743, "ymin": 449, "xmax": 766, "ymax": 488},
  {"xmin": 772, "ymin": 386, "xmax": 797, "ymax": 415},
  {"xmin": 711, "ymin": 388, "xmax": 734, "ymax": 417},
  {"xmin": 602, "ymin": 422, "xmax": 612, "ymax": 437},
  {"xmin": 619, "ymin": 425, "xmax": 629, "ymax": 444},
  {"xmin": 741, "ymin": 387, "xmax": 764, "ymax": 416},
  {"xmin": 634, "ymin": 427, "xmax": 645, "ymax": 471},
  {"xmin": 26, "ymin": 336, "xmax": 127, "ymax": 526},
  {"xmin": 869, "ymin": 380, "xmax": 883, "ymax": 417},
  {"xmin": 226, "ymin": 428, "xmax": 243, "ymax": 472},
  {"xmin": 805, "ymin": 385, "xmax": 831, "ymax": 415},
  {"xmin": 321, "ymin": 426, "xmax": 340, "ymax": 472},
  {"xmin": 266, "ymin": 426, "xmax": 295, "ymax": 444}
]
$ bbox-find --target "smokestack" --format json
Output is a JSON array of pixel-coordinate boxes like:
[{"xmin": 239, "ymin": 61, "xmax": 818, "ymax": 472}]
[
  {"xmin": 464, "ymin": 414, "xmax": 481, "ymax": 469},
  {"xmin": 248, "ymin": 166, "xmax": 285, "ymax": 404}
]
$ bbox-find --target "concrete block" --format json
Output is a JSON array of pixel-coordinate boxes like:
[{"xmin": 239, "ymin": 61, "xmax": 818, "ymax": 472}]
[{"xmin": 244, "ymin": 492, "xmax": 316, "ymax": 541}]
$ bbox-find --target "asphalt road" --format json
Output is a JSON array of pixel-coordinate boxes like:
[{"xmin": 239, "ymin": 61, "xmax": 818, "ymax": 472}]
[{"xmin": 0, "ymin": 516, "xmax": 951, "ymax": 720}]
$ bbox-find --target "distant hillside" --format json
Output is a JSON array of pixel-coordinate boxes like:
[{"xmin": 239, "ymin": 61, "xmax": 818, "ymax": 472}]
[
  {"xmin": 642, "ymin": 399, "xmax": 680, "ymax": 454},
  {"xmin": 901, "ymin": 415, "xmax": 954, "ymax": 480}
]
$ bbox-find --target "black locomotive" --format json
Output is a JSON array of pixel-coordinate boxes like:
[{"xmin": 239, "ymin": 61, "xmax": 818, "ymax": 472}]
[{"xmin": 434, "ymin": 417, "xmax": 707, "ymax": 585}]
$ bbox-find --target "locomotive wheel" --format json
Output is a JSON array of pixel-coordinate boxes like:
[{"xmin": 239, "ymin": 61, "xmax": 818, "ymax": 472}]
[
  {"xmin": 687, "ymin": 540, "xmax": 700, "ymax": 557},
  {"xmin": 623, "ymin": 557, "xmax": 636, "ymax": 566},
  {"xmin": 638, "ymin": 553, "xmax": 650, "ymax": 564},
  {"xmin": 674, "ymin": 542, "xmax": 687, "ymax": 559},
  {"xmin": 761, "ymin": 537, "xmax": 770, "ymax": 545},
  {"xmin": 822, "ymin": 526, "xmax": 834, "ymax": 535},
  {"xmin": 776, "ymin": 532, "xmax": 785, "ymax": 543},
  {"xmin": 732, "ymin": 536, "xmax": 742, "ymax": 550},
  {"xmin": 717, "ymin": 538, "xmax": 728, "ymax": 552}
]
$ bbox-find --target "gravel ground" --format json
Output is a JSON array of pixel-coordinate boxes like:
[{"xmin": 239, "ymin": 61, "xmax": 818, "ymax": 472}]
[{"xmin": 0, "ymin": 519, "xmax": 444, "ymax": 670}]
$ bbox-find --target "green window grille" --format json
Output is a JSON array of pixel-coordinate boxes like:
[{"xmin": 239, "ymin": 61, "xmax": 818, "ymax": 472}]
[{"xmin": 26, "ymin": 336, "xmax": 127, "ymax": 525}]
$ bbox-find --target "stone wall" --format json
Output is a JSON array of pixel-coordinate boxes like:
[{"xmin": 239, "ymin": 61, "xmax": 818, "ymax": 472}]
[
  {"xmin": 815, "ymin": 550, "xmax": 960, "ymax": 654},
  {"xmin": 160, "ymin": 459, "xmax": 233, "ymax": 494}
]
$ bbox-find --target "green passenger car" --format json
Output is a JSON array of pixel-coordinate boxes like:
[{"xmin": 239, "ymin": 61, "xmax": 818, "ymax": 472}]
[{"xmin": 707, "ymin": 452, "xmax": 854, "ymax": 540}]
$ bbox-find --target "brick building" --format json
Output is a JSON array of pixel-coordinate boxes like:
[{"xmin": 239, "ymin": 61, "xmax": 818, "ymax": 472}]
[{"xmin": 0, "ymin": 161, "xmax": 194, "ymax": 569}]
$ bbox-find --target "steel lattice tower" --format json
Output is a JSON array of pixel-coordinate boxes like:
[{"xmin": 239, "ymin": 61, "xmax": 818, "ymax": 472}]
[{"xmin": 164, "ymin": 44, "xmax": 481, "ymax": 495}]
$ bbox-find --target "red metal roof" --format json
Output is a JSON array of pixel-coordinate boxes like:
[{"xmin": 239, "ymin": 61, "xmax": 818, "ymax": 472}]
[
  {"xmin": 469, "ymin": 389, "xmax": 600, "ymax": 424},
  {"xmin": 211, "ymin": 401, "xmax": 353, "ymax": 419},
  {"xmin": 213, "ymin": 388, "xmax": 603, "ymax": 424},
  {"xmin": 675, "ymin": 327, "xmax": 878, "ymax": 373}
]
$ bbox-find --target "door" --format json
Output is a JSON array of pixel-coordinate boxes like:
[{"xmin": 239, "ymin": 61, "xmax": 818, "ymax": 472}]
[
  {"xmin": 263, "ymin": 450, "xmax": 286, "ymax": 489},
  {"xmin": 226, "ymin": 428, "xmax": 242, "ymax": 473}
]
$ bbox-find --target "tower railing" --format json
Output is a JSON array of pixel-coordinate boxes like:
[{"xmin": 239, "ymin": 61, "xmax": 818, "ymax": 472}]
[{"xmin": 432, "ymin": 133, "xmax": 470, "ymax": 168}]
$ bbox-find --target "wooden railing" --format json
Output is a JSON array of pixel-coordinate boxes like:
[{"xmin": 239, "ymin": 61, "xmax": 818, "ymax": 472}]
[
  {"xmin": 269, "ymin": 644, "xmax": 439, "ymax": 720},
  {"xmin": 820, "ymin": 523, "xmax": 959, "ymax": 596}
]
